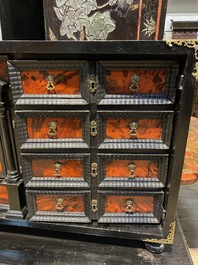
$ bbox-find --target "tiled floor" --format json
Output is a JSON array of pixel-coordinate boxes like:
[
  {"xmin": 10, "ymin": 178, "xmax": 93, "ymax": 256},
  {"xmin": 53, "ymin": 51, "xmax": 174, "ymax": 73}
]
[{"xmin": 179, "ymin": 117, "xmax": 198, "ymax": 264}]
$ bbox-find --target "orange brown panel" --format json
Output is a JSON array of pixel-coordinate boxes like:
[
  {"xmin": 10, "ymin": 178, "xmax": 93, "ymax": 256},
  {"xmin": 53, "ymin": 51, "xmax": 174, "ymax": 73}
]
[
  {"xmin": 36, "ymin": 194, "xmax": 84, "ymax": 212},
  {"xmin": 0, "ymin": 162, "xmax": 3, "ymax": 174},
  {"xmin": 21, "ymin": 70, "xmax": 80, "ymax": 94},
  {"xmin": 0, "ymin": 185, "xmax": 9, "ymax": 205},
  {"xmin": 106, "ymin": 69, "xmax": 167, "ymax": 94},
  {"xmin": 106, "ymin": 160, "xmax": 158, "ymax": 178},
  {"xmin": 105, "ymin": 195, "xmax": 154, "ymax": 213},
  {"xmin": 106, "ymin": 118, "xmax": 162, "ymax": 140},
  {"xmin": 0, "ymin": 59, "xmax": 9, "ymax": 82},
  {"xmin": 31, "ymin": 159, "xmax": 83, "ymax": 178},
  {"xmin": 26, "ymin": 117, "xmax": 82, "ymax": 139}
]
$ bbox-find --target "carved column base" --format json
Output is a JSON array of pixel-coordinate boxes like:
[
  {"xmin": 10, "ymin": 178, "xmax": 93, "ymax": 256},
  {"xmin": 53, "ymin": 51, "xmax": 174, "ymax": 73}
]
[
  {"xmin": 3, "ymin": 179, "xmax": 28, "ymax": 220},
  {"xmin": 5, "ymin": 170, "xmax": 20, "ymax": 183}
]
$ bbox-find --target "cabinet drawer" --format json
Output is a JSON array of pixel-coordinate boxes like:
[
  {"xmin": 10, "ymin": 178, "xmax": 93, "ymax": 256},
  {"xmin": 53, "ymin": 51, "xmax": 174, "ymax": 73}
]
[
  {"xmin": 27, "ymin": 190, "xmax": 91, "ymax": 223},
  {"xmin": 97, "ymin": 61, "xmax": 178, "ymax": 105},
  {"xmin": 98, "ymin": 154, "xmax": 168, "ymax": 189},
  {"xmin": 8, "ymin": 60, "xmax": 89, "ymax": 105},
  {"xmin": 98, "ymin": 111, "xmax": 173, "ymax": 150},
  {"xmin": 0, "ymin": 184, "xmax": 9, "ymax": 205},
  {"xmin": 22, "ymin": 153, "xmax": 90, "ymax": 188},
  {"xmin": 15, "ymin": 110, "xmax": 90, "ymax": 151},
  {"xmin": 98, "ymin": 191, "xmax": 164, "ymax": 224}
]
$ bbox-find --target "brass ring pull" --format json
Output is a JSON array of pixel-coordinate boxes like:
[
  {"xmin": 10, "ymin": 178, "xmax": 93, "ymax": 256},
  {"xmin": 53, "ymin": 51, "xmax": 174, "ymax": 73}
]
[
  {"xmin": 55, "ymin": 197, "xmax": 64, "ymax": 211},
  {"xmin": 54, "ymin": 162, "xmax": 62, "ymax": 178},
  {"xmin": 129, "ymin": 121, "xmax": 138, "ymax": 139},
  {"xmin": 129, "ymin": 74, "xmax": 140, "ymax": 92},
  {"xmin": 125, "ymin": 198, "xmax": 134, "ymax": 214},
  {"xmin": 128, "ymin": 163, "xmax": 136, "ymax": 178},
  {"xmin": 48, "ymin": 120, "xmax": 57, "ymax": 139},
  {"xmin": 46, "ymin": 74, "xmax": 55, "ymax": 91}
]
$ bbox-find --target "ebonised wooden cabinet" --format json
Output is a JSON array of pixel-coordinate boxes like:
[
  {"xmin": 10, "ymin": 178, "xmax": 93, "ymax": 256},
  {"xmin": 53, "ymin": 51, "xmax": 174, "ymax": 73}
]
[{"xmin": 0, "ymin": 41, "xmax": 196, "ymax": 253}]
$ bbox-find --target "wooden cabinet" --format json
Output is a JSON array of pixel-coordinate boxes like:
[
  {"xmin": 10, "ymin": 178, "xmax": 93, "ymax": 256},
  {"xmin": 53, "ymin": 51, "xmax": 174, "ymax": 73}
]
[{"xmin": 0, "ymin": 41, "xmax": 195, "ymax": 253}]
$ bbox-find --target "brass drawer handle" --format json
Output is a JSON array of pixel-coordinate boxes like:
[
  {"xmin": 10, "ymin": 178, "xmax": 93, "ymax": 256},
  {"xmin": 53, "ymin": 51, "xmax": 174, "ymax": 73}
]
[
  {"xmin": 54, "ymin": 162, "xmax": 62, "ymax": 178},
  {"xmin": 126, "ymin": 198, "xmax": 134, "ymax": 214},
  {"xmin": 90, "ymin": 120, "xmax": 97, "ymax": 137},
  {"xmin": 56, "ymin": 197, "xmax": 64, "ymax": 211},
  {"xmin": 128, "ymin": 163, "xmax": 136, "ymax": 178},
  {"xmin": 129, "ymin": 121, "xmax": 138, "ymax": 139},
  {"xmin": 129, "ymin": 74, "xmax": 140, "ymax": 92},
  {"xmin": 48, "ymin": 121, "xmax": 57, "ymax": 139},
  {"xmin": 91, "ymin": 162, "xmax": 98, "ymax": 178},
  {"xmin": 46, "ymin": 74, "xmax": 55, "ymax": 91}
]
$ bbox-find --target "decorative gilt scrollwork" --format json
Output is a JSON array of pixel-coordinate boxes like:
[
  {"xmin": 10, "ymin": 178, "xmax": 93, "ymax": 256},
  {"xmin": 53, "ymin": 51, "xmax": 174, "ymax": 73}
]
[
  {"xmin": 144, "ymin": 221, "xmax": 176, "ymax": 244},
  {"xmin": 45, "ymin": 74, "xmax": 55, "ymax": 91},
  {"xmin": 48, "ymin": 121, "xmax": 57, "ymax": 139},
  {"xmin": 55, "ymin": 197, "xmax": 64, "ymax": 211},
  {"xmin": 165, "ymin": 39, "xmax": 198, "ymax": 81},
  {"xmin": 125, "ymin": 198, "xmax": 134, "ymax": 214},
  {"xmin": 129, "ymin": 74, "xmax": 140, "ymax": 92},
  {"xmin": 53, "ymin": 162, "xmax": 62, "ymax": 178},
  {"xmin": 128, "ymin": 163, "xmax": 136, "ymax": 178},
  {"xmin": 129, "ymin": 121, "xmax": 138, "ymax": 139}
]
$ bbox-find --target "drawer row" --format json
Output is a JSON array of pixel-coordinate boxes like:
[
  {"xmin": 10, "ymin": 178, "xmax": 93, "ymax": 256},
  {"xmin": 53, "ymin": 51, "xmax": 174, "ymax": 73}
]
[
  {"xmin": 16, "ymin": 110, "xmax": 173, "ymax": 151},
  {"xmin": 22, "ymin": 153, "xmax": 169, "ymax": 189},
  {"xmin": 26, "ymin": 189, "xmax": 164, "ymax": 224},
  {"xmin": 9, "ymin": 60, "xmax": 179, "ymax": 106}
]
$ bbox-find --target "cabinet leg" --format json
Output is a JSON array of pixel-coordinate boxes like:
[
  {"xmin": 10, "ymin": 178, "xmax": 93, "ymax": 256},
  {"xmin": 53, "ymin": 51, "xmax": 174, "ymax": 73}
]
[{"xmin": 145, "ymin": 242, "xmax": 165, "ymax": 254}]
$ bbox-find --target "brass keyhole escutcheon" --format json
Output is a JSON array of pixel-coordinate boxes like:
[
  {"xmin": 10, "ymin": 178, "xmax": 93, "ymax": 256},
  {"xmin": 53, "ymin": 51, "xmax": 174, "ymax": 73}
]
[
  {"xmin": 55, "ymin": 197, "xmax": 64, "ymax": 212},
  {"xmin": 48, "ymin": 120, "xmax": 57, "ymax": 139},
  {"xmin": 89, "ymin": 74, "xmax": 97, "ymax": 93},
  {"xmin": 128, "ymin": 163, "xmax": 136, "ymax": 178},
  {"xmin": 129, "ymin": 74, "xmax": 140, "ymax": 92},
  {"xmin": 46, "ymin": 74, "xmax": 55, "ymax": 91},
  {"xmin": 125, "ymin": 198, "xmax": 134, "ymax": 214},
  {"xmin": 129, "ymin": 121, "xmax": 138, "ymax": 139},
  {"xmin": 54, "ymin": 162, "xmax": 62, "ymax": 178},
  {"xmin": 91, "ymin": 163, "xmax": 98, "ymax": 178},
  {"xmin": 91, "ymin": 199, "xmax": 98, "ymax": 213},
  {"xmin": 90, "ymin": 120, "xmax": 97, "ymax": 137}
]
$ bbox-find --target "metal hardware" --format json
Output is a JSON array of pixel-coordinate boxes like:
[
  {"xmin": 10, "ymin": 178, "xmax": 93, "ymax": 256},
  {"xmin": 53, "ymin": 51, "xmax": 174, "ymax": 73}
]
[
  {"xmin": 129, "ymin": 121, "xmax": 138, "ymax": 139},
  {"xmin": 91, "ymin": 199, "xmax": 98, "ymax": 213},
  {"xmin": 12, "ymin": 119, "xmax": 16, "ymax": 129},
  {"xmin": 91, "ymin": 162, "xmax": 98, "ymax": 178},
  {"xmin": 46, "ymin": 74, "xmax": 55, "ymax": 91},
  {"xmin": 125, "ymin": 198, "xmax": 134, "ymax": 214},
  {"xmin": 55, "ymin": 197, "xmax": 64, "ymax": 211},
  {"xmin": 89, "ymin": 74, "xmax": 97, "ymax": 93},
  {"xmin": 54, "ymin": 162, "xmax": 62, "ymax": 178},
  {"xmin": 144, "ymin": 221, "xmax": 176, "ymax": 244},
  {"xmin": 90, "ymin": 120, "xmax": 97, "ymax": 137},
  {"xmin": 129, "ymin": 74, "xmax": 140, "ymax": 92},
  {"xmin": 178, "ymin": 75, "xmax": 184, "ymax": 90},
  {"xmin": 48, "ymin": 120, "xmax": 57, "ymax": 139},
  {"xmin": 128, "ymin": 163, "xmax": 136, "ymax": 178}
]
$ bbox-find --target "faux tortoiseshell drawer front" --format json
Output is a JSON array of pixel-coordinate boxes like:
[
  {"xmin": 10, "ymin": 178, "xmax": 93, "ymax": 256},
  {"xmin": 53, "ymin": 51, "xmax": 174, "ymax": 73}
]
[
  {"xmin": 0, "ymin": 56, "xmax": 9, "ymax": 82},
  {"xmin": 0, "ymin": 184, "xmax": 9, "ymax": 205},
  {"xmin": 97, "ymin": 191, "xmax": 164, "ymax": 224},
  {"xmin": 97, "ymin": 61, "xmax": 179, "ymax": 105},
  {"xmin": 8, "ymin": 60, "xmax": 89, "ymax": 105},
  {"xmin": 98, "ymin": 111, "xmax": 173, "ymax": 150},
  {"xmin": 26, "ymin": 190, "xmax": 91, "ymax": 223},
  {"xmin": 15, "ymin": 110, "xmax": 90, "ymax": 151},
  {"xmin": 22, "ymin": 153, "xmax": 90, "ymax": 188},
  {"xmin": 98, "ymin": 154, "xmax": 168, "ymax": 189}
]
